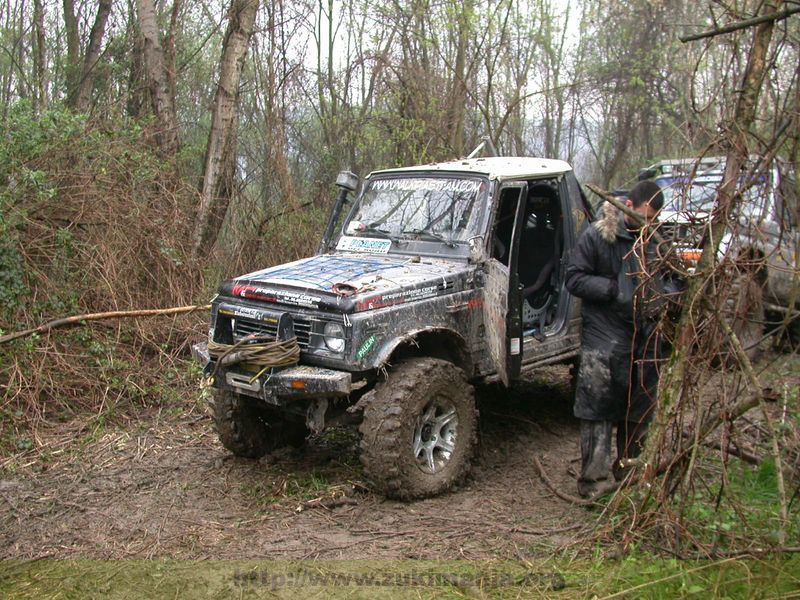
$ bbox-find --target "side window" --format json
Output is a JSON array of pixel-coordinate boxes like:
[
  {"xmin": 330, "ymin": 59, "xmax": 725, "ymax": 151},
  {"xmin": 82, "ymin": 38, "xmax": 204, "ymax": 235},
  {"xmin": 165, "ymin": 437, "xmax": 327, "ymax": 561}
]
[
  {"xmin": 518, "ymin": 182, "xmax": 563, "ymax": 292},
  {"xmin": 491, "ymin": 188, "xmax": 521, "ymax": 266}
]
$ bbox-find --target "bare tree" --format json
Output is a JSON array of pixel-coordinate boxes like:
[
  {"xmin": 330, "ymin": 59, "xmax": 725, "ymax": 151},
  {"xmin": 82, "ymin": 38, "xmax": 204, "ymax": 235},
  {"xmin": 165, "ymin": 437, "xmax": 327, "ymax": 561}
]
[
  {"xmin": 447, "ymin": 0, "xmax": 472, "ymax": 154},
  {"xmin": 194, "ymin": 0, "xmax": 260, "ymax": 257},
  {"xmin": 166, "ymin": 0, "xmax": 182, "ymax": 107},
  {"xmin": 72, "ymin": 0, "xmax": 114, "ymax": 111},
  {"xmin": 63, "ymin": 0, "xmax": 81, "ymax": 100},
  {"xmin": 136, "ymin": 0, "xmax": 179, "ymax": 156},
  {"xmin": 635, "ymin": 0, "xmax": 793, "ymax": 550},
  {"xmin": 32, "ymin": 0, "xmax": 45, "ymax": 111},
  {"xmin": 537, "ymin": 0, "xmax": 573, "ymax": 158},
  {"xmin": 576, "ymin": 0, "xmax": 685, "ymax": 187}
]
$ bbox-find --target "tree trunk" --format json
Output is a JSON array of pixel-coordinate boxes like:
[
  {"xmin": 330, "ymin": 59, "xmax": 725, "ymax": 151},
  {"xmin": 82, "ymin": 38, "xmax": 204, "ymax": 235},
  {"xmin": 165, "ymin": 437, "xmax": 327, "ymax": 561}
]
[
  {"xmin": 448, "ymin": 1, "xmax": 470, "ymax": 155},
  {"xmin": 264, "ymin": 1, "xmax": 295, "ymax": 207},
  {"xmin": 127, "ymin": 2, "xmax": 146, "ymax": 118},
  {"xmin": 63, "ymin": 0, "xmax": 80, "ymax": 100},
  {"xmin": 193, "ymin": 0, "xmax": 260, "ymax": 258},
  {"xmin": 135, "ymin": 0, "xmax": 179, "ymax": 156},
  {"xmin": 33, "ymin": 0, "xmax": 46, "ymax": 111},
  {"xmin": 645, "ymin": 0, "xmax": 784, "ymax": 484},
  {"xmin": 73, "ymin": 0, "xmax": 113, "ymax": 112},
  {"xmin": 166, "ymin": 0, "xmax": 182, "ymax": 107},
  {"xmin": 315, "ymin": 0, "xmax": 339, "ymax": 149}
]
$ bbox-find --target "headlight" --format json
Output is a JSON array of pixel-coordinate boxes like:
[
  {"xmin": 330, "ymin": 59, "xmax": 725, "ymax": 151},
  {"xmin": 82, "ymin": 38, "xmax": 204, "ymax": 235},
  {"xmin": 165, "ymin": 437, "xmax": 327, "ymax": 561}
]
[
  {"xmin": 323, "ymin": 322, "xmax": 346, "ymax": 353},
  {"xmin": 679, "ymin": 249, "xmax": 702, "ymax": 264}
]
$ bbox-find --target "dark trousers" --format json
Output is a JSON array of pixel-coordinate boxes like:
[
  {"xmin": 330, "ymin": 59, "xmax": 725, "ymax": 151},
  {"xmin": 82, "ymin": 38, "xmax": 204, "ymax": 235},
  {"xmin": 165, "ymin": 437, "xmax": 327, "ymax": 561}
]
[{"xmin": 577, "ymin": 419, "xmax": 648, "ymax": 497}]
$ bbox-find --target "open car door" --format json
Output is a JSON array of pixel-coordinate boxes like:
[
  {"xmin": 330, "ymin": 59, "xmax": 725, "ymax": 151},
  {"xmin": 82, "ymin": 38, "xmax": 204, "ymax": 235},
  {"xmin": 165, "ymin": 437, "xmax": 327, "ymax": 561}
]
[{"xmin": 484, "ymin": 182, "xmax": 527, "ymax": 386}]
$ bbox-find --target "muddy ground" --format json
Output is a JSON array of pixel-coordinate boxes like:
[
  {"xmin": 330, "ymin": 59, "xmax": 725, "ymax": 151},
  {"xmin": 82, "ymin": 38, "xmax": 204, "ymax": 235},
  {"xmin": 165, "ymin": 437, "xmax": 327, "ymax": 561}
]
[{"xmin": 0, "ymin": 366, "xmax": 597, "ymax": 560}]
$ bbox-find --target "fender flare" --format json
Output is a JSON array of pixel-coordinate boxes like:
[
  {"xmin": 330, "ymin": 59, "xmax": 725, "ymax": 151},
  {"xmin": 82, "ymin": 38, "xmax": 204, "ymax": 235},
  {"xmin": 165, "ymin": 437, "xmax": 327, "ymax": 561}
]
[{"xmin": 368, "ymin": 327, "xmax": 472, "ymax": 375}]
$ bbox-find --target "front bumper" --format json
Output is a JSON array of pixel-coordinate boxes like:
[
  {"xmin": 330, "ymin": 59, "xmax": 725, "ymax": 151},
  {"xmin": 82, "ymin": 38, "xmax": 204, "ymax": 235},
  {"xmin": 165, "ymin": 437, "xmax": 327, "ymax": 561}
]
[{"xmin": 192, "ymin": 342, "xmax": 352, "ymax": 405}]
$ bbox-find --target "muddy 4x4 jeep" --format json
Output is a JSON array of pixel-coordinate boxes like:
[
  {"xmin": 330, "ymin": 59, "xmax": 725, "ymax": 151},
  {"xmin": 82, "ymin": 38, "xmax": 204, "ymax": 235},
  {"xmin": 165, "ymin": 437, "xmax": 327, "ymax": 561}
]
[
  {"xmin": 639, "ymin": 156, "xmax": 798, "ymax": 351},
  {"xmin": 193, "ymin": 156, "xmax": 593, "ymax": 499}
]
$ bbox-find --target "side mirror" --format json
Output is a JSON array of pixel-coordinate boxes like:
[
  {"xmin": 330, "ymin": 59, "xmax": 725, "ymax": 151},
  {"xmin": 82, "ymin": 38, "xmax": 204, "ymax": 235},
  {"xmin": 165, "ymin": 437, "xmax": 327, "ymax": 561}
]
[
  {"xmin": 467, "ymin": 235, "xmax": 484, "ymax": 264},
  {"xmin": 319, "ymin": 171, "xmax": 360, "ymax": 254},
  {"xmin": 336, "ymin": 170, "xmax": 359, "ymax": 193},
  {"xmin": 638, "ymin": 168, "xmax": 658, "ymax": 181}
]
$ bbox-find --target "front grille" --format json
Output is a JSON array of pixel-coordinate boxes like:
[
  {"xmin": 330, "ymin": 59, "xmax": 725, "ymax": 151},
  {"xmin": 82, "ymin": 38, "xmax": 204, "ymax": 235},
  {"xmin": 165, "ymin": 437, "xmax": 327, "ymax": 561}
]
[{"xmin": 233, "ymin": 316, "xmax": 312, "ymax": 349}]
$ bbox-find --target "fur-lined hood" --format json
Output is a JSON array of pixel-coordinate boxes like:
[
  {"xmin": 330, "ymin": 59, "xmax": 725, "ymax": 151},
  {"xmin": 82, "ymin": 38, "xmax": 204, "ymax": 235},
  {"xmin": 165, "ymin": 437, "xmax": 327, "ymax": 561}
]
[{"xmin": 593, "ymin": 200, "xmax": 624, "ymax": 243}]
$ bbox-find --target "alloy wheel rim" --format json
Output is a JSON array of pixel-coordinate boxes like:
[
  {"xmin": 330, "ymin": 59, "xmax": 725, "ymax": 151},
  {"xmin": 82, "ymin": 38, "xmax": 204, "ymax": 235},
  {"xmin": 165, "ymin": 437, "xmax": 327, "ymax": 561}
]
[{"xmin": 412, "ymin": 398, "xmax": 458, "ymax": 474}]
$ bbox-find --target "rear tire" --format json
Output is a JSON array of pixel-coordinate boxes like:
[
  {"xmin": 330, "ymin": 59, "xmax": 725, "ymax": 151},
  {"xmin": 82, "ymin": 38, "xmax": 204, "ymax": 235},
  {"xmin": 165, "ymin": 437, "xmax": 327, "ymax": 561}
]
[
  {"xmin": 359, "ymin": 357, "xmax": 478, "ymax": 500},
  {"xmin": 212, "ymin": 389, "xmax": 307, "ymax": 458}
]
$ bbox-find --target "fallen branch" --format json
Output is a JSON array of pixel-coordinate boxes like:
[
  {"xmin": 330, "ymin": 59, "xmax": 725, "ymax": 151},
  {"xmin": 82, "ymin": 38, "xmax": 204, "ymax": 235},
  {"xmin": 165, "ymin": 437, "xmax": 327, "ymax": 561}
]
[
  {"xmin": 508, "ymin": 523, "xmax": 584, "ymax": 536},
  {"xmin": 631, "ymin": 392, "xmax": 762, "ymax": 480},
  {"xmin": 532, "ymin": 455, "xmax": 606, "ymax": 507},
  {"xmin": 298, "ymin": 496, "xmax": 359, "ymax": 511},
  {"xmin": 0, "ymin": 305, "xmax": 211, "ymax": 345},
  {"xmin": 702, "ymin": 439, "xmax": 762, "ymax": 465}
]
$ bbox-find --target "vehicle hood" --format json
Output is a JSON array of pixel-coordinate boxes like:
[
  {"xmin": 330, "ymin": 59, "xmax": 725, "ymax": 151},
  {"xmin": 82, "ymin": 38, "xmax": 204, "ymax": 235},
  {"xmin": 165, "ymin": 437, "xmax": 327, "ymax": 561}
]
[{"xmin": 217, "ymin": 252, "xmax": 475, "ymax": 313}]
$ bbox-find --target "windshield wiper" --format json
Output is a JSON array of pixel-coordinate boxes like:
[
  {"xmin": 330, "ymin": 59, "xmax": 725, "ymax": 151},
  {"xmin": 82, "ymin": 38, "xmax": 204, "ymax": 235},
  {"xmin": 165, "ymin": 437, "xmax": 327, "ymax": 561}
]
[
  {"xmin": 360, "ymin": 224, "xmax": 402, "ymax": 244},
  {"xmin": 401, "ymin": 228, "xmax": 456, "ymax": 247}
]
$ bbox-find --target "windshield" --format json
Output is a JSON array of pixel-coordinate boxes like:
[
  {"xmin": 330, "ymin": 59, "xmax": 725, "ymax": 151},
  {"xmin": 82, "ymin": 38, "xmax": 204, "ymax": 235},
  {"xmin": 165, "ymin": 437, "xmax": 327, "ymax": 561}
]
[
  {"xmin": 656, "ymin": 175, "xmax": 771, "ymax": 219},
  {"xmin": 343, "ymin": 176, "xmax": 488, "ymax": 245}
]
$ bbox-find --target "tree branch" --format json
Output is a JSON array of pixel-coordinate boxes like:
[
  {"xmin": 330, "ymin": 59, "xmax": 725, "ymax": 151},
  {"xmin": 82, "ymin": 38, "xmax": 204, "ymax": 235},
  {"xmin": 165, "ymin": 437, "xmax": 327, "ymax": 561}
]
[
  {"xmin": 680, "ymin": 5, "xmax": 800, "ymax": 43},
  {"xmin": 585, "ymin": 183, "xmax": 686, "ymax": 273},
  {"xmin": 0, "ymin": 305, "xmax": 211, "ymax": 345}
]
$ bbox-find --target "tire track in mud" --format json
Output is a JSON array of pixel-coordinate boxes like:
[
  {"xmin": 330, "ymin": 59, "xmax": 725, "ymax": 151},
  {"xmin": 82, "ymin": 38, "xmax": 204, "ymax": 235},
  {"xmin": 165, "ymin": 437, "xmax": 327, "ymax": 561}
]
[{"xmin": 0, "ymin": 366, "xmax": 595, "ymax": 559}]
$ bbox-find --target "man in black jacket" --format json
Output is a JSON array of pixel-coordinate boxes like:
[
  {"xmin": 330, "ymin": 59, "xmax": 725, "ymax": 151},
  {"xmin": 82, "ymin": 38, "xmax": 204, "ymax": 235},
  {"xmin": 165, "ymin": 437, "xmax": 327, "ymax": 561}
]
[{"xmin": 565, "ymin": 180, "xmax": 665, "ymax": 498}]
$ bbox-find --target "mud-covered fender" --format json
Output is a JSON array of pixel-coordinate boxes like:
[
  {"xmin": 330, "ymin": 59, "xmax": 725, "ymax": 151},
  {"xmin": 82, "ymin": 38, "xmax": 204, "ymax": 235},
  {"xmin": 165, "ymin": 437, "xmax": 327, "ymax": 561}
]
[{"xmin": 368, "ymin": 327, "xmax": 472, "ymax": 374}]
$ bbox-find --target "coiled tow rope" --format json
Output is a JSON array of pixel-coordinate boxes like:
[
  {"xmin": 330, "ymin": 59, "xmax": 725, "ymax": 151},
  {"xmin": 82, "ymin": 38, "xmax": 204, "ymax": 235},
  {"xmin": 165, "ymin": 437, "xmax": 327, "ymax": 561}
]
[{"xmin": 208, "ymin": 335, "xmax": 300, "ymax": 383}]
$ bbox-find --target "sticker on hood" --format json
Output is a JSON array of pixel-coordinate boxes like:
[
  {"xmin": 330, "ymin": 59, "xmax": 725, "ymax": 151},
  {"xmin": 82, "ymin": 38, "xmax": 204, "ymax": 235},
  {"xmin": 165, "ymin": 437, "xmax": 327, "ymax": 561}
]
[
  {"xmin": 231, "ymin": 283, "xmax": 322, "ymax": 307},
  {"xmin": 337, "ymin": 236, "xmax": 391, "ymax": 254}
]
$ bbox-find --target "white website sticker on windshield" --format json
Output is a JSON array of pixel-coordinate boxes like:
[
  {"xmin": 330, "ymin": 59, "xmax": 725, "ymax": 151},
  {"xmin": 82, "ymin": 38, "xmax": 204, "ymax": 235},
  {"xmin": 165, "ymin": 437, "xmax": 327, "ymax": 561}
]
[
  {"xmin": 371, "ymin": 177, "xmax": 481, "ymax": 194},
  {"xmin": 336, "ymin": 236, "xmax": 392, "ymax": 254}
]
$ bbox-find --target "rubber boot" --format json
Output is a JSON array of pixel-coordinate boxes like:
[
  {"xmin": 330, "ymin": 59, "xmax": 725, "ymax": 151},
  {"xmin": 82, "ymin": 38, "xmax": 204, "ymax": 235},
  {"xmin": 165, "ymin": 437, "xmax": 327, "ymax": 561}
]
[{"xmin": 577, "ymin": 420, "xmax": 613, "ymax": 498}]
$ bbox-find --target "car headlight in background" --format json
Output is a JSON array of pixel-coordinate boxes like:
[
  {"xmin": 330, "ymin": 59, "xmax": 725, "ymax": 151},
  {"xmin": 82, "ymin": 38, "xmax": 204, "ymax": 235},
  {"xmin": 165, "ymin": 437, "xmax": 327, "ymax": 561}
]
[
  {"xmin": 323, "ymin": 322, "xmax": 346, "ymax": 352},
  {"xmin": 679, "ymin": 249, "xmax": 702, "ymax": 264}
]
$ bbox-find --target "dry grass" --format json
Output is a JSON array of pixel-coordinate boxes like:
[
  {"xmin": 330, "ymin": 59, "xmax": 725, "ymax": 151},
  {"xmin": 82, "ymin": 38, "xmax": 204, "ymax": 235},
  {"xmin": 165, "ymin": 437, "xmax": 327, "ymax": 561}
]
[{"xmin": 0, "ymin": 112, "xmax": 325, "ymax": 450}]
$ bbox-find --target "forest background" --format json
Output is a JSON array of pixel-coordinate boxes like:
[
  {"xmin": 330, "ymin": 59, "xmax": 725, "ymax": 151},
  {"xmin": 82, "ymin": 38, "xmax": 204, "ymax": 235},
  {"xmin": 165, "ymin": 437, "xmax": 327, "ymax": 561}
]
[{"xmin": 1, "ymin": 0, "xmax": 799, "ymax": 572}]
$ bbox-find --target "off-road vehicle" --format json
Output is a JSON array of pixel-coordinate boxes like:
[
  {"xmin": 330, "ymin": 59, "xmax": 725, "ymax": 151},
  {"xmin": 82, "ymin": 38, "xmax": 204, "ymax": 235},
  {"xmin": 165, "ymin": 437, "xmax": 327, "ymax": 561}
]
[
  {"xmin": 638, "ymin": 156, "xmax": 798, "ymax": 350},
  {"xmin": 193, "ymin": 154, "xmax": 593, "ymax": 499}
]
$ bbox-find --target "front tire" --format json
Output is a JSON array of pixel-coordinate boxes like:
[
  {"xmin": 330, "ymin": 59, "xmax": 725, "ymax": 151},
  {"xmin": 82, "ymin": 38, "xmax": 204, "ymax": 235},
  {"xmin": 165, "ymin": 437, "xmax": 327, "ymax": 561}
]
[
  {"xmin": 359, "ymin": 358, "xmax": 478, "ymax": 500},
  {"xmin": 212, "ymin": 389, "xmax": 307, "ymax": 458}
]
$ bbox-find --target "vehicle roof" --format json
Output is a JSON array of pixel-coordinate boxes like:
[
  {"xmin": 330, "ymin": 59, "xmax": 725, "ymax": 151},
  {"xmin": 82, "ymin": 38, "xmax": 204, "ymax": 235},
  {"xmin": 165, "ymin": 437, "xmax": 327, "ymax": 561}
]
[
  {"xmin": 645, "ymin": 154, "xmax": 787, "ymax": 171},
  {"xmin": 644, "ymin": 155, "xmax": 791, "ymax": 181},
  {"xmin": 369, "ymin": 156, "xmax": 572, "ymax": 181},
  {"xmin": 648, "ymin": 156, "xmax": 728, "ymax": 168}
]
